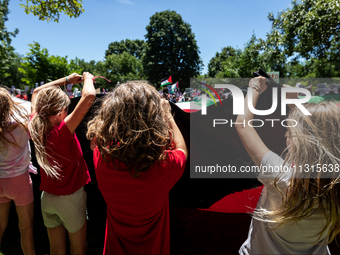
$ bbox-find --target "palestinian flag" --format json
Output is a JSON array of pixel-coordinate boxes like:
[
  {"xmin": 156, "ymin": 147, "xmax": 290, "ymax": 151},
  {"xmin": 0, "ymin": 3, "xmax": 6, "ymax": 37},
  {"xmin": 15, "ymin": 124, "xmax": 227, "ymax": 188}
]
[
  {"xmin": 161, "ymin": 76, "xmax": 172, "ymax": 87},
  {"xmin": 169, "ymin": 82, "xmax": 179, "ymax": 93}
]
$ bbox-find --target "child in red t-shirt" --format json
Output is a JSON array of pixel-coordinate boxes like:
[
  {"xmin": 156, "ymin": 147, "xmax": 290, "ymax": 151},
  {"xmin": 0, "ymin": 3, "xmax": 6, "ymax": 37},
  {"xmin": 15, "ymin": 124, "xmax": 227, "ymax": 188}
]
[
  {"xmin": 29, "ymin": 72, "xmax": 96, "ymax": 255},
  {"xmin": 87, "ymin": 81, "xmax": 188, "ymax": 255}
]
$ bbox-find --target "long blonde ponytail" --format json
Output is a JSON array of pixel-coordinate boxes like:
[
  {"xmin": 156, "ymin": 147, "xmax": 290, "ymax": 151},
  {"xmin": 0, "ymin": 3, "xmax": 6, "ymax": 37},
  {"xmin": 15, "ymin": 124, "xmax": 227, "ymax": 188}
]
[{"xmin": 29, "ymin": 87, "xmax": 70, "ymax": 178}]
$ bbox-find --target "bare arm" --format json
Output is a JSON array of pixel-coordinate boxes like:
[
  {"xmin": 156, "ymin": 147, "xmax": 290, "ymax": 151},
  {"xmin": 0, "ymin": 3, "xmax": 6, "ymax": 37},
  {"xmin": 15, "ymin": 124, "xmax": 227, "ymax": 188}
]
[
  {"xmin": 31, "ymin": 73, "xmax": 83, "ymax": 113},
  {"xmin": 64, "ymin": 72, "xmax": 96, "ymax": 134},
  {"xmin": 235, "ymin": 77, "xmax": 269, "ymax": 167},
  {"xmin": 161, "ymin": 99, "xmax": 188, "ymax": 159}
]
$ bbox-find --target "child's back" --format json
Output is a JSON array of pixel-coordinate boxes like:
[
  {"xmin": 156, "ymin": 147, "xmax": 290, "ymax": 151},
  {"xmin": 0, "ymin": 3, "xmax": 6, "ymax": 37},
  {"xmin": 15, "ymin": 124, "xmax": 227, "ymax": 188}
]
[
  {"xmin": 236, "ymin": 77, "xmax": 340, "ymax": 255},
  {"xmin": 241, "ymin": 151, "xmax": 331, "ymax": 255},
  {"xmin": 29, "ymin": 72, "xmax": 96, "ymax": 255},
  {"xmin": 93, "ymin": 149, "xmax": 185, "ymax": 254},
  {"xmin": 0, "ymin": 124, "xmax": 31, "ymax": 177},
  {"xmin": 87, "ymin": 81, "xmax": 187, "ymax": 255},
  {"xmin": 0, "ymin": 88, "xmax": 35, "ymax": 255},
  {"xmin": 39, "ymin": 116, "xmax": 90, "ymax": 195}
]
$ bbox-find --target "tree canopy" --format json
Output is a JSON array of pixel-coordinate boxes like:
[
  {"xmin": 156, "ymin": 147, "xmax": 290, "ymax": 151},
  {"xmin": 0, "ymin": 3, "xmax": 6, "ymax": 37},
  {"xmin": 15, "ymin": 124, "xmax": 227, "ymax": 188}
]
[
  {"xmin": 207, "ymin": 46, "xmax": 238, "ymax": 77},
  {"xmin": 268, "ymin": 0, "xmax": 340, "ymax": 59},
  {"xmin": 208, "ymin": 35, "xmax": 285, "ymax": 78},
  {"xmin": 0, "ymin": 0, "xmax": 19, "ymax": 82},
  {"xmin": 18, "ymin": 42, "xmax": 81, "ymax": 87},
  {"xmin": 19, "ymin": 0, "xmax": 84, "ymax": 22},
  {"xmin": 105, "ymin": 39, "xmax": 145, "ymax": 59},
  {"xmin": 143, "ymin": 10, "xmax": 202, "ymax": 88},
  {"xmin": 98, "ymin": 52, "xmax": 145, "ymax": 88}
]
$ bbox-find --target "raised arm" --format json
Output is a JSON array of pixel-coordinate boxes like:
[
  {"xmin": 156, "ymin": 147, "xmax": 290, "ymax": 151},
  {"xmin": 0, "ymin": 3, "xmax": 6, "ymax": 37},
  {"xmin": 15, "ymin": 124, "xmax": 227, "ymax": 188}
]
[
  {"xmin": 235, "ymin": 77, "xmax": 269, "ymax": 167},
  {"xmin": 161, "ymin": 99, "xmax": 188, "ymax": 159},
  {"xmin": 64, "ymin": 72, "xmax": 96, "ymax": 134},
  {"xmin": 31, "ymin": 73, "xmax": 83, "ymax": 114}
]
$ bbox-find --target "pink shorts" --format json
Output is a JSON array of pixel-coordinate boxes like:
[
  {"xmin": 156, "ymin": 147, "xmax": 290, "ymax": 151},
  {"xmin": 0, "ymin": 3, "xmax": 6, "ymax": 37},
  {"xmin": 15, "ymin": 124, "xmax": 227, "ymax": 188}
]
[{"xmin": 0, "ymin": 172, "xmax": 34, "ymax": 206}]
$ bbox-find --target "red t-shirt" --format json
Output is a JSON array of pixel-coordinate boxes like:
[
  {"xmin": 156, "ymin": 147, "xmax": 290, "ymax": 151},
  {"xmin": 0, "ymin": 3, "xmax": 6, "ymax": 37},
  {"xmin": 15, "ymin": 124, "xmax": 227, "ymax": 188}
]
[
  {"xmin": 16, "ymin": 94, "xmax": 28, "ymax": 100},
  {"xmin": 39, "ymin": 120, "xmax": 91, "ymax": 195},
  {"xmin": 93, "ymin": 148, "xmax": 186, "ymax": 255}
]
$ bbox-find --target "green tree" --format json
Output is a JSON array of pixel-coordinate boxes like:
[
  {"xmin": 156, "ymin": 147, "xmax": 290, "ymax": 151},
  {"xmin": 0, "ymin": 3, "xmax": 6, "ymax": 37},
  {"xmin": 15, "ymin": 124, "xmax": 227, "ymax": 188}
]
[
  {"xmin": 218, "ymin": 35, "xmax": 269, "ymax": 78},
  {"xmin": 99, "ymin": 52, "xmax": 144, "ymax": 89},
  {"xmin": 3, "ymin": 53, "xmax": 25, "ymax": 89},
  {"xmin": 143, "ymin": 10, "xmax": 202, "ymax": 89},
  {"xmin": 267, "ymin": 0, "xmax": 340, "ymax": 77},
  {"xmin": 19, "ymin": 0, "xmax": 84, "ymax": 22},
  {"xmin": 216, "ymin": 34, "xmax": 288, "ymax": 79},
  {"xmin": 207, "ymin": 46, "xmax": 239, "ymax": 77},
  {"xmin": 19, "ymin": 42, "xmax": 81, "ymax": 87},
  {"xmin": 106, "ymin": 39, "xmax": 145, "ymax": 59},
  {"xmin": 0, "ymin": 0, "xmax": 19, "ymax": 83}
]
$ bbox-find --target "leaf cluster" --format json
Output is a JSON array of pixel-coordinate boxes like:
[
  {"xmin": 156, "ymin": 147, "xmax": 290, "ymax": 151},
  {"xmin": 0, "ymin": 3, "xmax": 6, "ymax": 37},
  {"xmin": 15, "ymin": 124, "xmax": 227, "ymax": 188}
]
[
  {"xmin": 267, "ymin": 0, "xmax": 340, "ymax": 60},
  {"xmin": 19, "ymin": 0, "xmax": 84, "ymax": 22},
  {"xmin": 18, "ymin": 42, "xmax": 82, "ymax": 88},
  {"xmin": 105, "ymin": 39, "xmax": 145, "ymax": 59}
]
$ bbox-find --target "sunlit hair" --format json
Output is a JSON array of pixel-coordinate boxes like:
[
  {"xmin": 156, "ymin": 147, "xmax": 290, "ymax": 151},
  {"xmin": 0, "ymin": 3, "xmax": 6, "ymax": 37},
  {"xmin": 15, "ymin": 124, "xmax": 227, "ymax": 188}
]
[
  {"xmin": 254, "ymin": 102, "xmax": 340, "ymax": 243},
  {"xmin": 28, "ymin": 87, "xmax": 70, "ymax": 178},
  {"xmin": 0, "ymin": 87, "xmax": 29, "ymax": 155},
  {"xmin": 86, "ymin": 81, "xmax": 173, "ymax": 177}
]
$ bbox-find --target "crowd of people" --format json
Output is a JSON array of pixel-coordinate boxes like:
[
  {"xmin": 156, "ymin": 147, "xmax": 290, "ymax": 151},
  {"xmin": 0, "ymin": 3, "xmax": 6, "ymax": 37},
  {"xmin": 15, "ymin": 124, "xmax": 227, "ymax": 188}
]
[
  {"xmin": 7, "ymin": 88, "xmax": 29, "ymax": 101},
  {"xmin": 160, "ymin": 87, "xmax": 232, "ymax": 104},
  {"xmin": 0, "ymin": 73, "xmax": 340, "ymax": 255}
]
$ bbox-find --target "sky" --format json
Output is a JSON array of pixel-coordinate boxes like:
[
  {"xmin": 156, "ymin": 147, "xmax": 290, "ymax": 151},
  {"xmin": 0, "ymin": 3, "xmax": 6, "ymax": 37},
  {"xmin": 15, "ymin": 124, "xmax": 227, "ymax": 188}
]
[{"xmin": 6, "ymin": 0, "xmax": 292, "ymax": 74}]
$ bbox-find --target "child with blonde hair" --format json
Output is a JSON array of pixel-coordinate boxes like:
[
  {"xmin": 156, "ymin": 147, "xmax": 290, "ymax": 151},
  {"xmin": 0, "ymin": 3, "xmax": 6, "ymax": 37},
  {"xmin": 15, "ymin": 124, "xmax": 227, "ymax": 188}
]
[
  {"xmin": 29, "ymin": 72, "xmax": 96, "ymax": 255},
  {"xmin": 87, "ymin": 81, "xmax": 187, "ymax": 255},
  {"xmin": 0, "ymin": 87, "xmax": 35, "ymax": 255},
  {"xmin": 237, "ymin": 77, "xmax": 340, "ymax": 255}
]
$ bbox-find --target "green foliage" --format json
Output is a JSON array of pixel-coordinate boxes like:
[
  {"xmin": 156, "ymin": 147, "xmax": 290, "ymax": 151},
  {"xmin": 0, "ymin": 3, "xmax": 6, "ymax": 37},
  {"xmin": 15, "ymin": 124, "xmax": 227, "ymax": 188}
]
[
  {"xmin": 268, "ymin": 0, "xmax": 340, "ymax": 59},
  {"xmin": 2, "ymin": 53, "xmax": 25, "ymax": 89},
  {"xmin": 267, "ymin": 0, "xmax": 340, "ymax": 77},
  {"xmin": 0, "ymin": 0, "xmax": 19, "ymax": 83},
  {"xmin": 19, "ymin": 42, "xmax": 82, "ymax": 88},
  {"xmin": 69, "ymin": 58, "xmax": 101, "ymax": 76},
  {"xmin": 207, "ymin": 46, "xmax": 239, "ymax": 77},
  {"xmin": 19, "ymin": 0, "xmax": 84, "ymax": 22},
  {"xmin": 216, "ymin": 35, "xmax": 279, "ymax": 78},
  {"xmin": 143, "ymin": 10, "xmax": 202, "ymax": 89},
  {"xmin": 99, "ymin": 52, "xmax": 144, "ymax": 89},
  {"xmin": 106, "ymin": 39, "xmax": 145, "ymax": 59}
]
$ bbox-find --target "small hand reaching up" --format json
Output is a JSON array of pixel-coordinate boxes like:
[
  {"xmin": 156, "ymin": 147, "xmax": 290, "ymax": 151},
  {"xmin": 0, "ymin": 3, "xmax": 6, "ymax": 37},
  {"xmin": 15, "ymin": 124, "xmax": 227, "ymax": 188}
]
[{"xmin": 249, "ymin": 76, "xmax": 267, "ymax": 94}]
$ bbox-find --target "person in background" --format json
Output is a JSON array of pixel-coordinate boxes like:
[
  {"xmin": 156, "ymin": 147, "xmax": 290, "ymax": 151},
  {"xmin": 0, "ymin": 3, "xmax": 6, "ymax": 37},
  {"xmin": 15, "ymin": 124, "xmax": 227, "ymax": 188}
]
[
  {"xmin": 16, "ymin": 91, "xmax": 28, "ymax": 101},
  {"xmin": 170, "ymin": 94, "xmax": 177, "ymax": 103}
]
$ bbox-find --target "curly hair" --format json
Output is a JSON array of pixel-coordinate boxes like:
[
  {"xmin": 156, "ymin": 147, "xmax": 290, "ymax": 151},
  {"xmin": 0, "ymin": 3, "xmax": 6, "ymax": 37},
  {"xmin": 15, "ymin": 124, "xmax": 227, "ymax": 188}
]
[
  {"xmin": 254, "ymin": 102, "xmax": 340, "ymax": 243},
  {"xmin": 29, "ymin": 87, "xmax": 70, "ymax": 178},
  {"xmin": 0, "ymin": 87, "xmax": 29, "ymax": 155},
  {"xmin": 87, "ymin": 81, "xmax": 173, "ymax": 177}
]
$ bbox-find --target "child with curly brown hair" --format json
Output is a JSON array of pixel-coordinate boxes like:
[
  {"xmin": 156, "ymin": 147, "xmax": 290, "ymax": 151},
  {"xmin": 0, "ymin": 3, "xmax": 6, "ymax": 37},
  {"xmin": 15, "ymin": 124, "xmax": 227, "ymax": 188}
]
[{"xmin": 87, "ymin": 81, "xmax": 187, "ymax": 255}]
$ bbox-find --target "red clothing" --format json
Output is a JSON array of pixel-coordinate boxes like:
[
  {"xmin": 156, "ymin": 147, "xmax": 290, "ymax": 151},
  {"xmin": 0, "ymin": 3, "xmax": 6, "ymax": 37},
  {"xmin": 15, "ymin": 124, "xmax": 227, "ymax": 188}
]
[
  {"xmin": 93, "ymin": 149, "xmax": 186, "ymax": 255},
  {"xmin": 16, "ymin": 94, "xmax": 28, "ymax": 100},
  {"xmin": 39, "ymin": 120, "xmax": 91, "ymax": 195}
]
